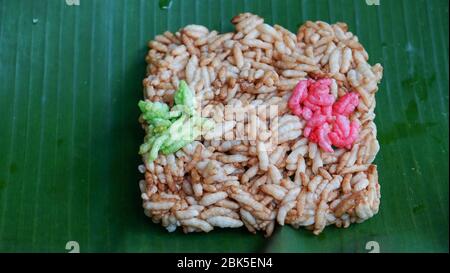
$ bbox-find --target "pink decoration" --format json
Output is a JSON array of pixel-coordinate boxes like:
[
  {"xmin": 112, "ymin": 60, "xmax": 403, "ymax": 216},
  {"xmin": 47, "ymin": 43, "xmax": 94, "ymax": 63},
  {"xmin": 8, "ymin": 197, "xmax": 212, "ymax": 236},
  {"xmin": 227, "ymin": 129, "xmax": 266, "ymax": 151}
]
[{"xmin": 287, "ymin": 79, "xmax": 360, "ymax": 152}]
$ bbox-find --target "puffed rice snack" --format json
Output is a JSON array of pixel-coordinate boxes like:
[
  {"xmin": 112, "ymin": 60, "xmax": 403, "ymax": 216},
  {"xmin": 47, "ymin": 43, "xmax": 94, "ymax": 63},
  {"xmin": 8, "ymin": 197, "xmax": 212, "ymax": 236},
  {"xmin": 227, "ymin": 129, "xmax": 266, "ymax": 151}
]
[{"xmin": 137, "ymin": 13, "xmax": 383, "ymax": 236}]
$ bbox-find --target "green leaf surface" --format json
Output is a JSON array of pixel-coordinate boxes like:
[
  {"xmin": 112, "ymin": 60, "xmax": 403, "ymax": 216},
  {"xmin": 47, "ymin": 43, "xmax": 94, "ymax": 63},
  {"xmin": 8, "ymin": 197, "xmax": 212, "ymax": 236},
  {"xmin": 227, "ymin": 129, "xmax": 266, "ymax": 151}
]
[{"xmin": 0, "ymin": 0, "xmax": 448, "ymax": 253}]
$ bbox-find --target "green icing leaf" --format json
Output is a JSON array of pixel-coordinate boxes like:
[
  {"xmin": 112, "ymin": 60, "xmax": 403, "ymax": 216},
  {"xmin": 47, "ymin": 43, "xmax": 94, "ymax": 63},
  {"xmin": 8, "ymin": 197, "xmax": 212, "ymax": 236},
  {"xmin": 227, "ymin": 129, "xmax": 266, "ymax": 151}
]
[{"xmin": 138, "ymin": 80, "xmax": 214, "ymax": 162}]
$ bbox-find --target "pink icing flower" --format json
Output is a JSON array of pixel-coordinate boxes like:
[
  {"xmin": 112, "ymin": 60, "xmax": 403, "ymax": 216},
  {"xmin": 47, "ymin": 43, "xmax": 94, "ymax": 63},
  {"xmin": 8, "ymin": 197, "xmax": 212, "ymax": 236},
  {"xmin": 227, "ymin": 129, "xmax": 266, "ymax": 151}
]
[{"xmin": 287, "ymin": 78, "xmax": 360, "ymax": 152}]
